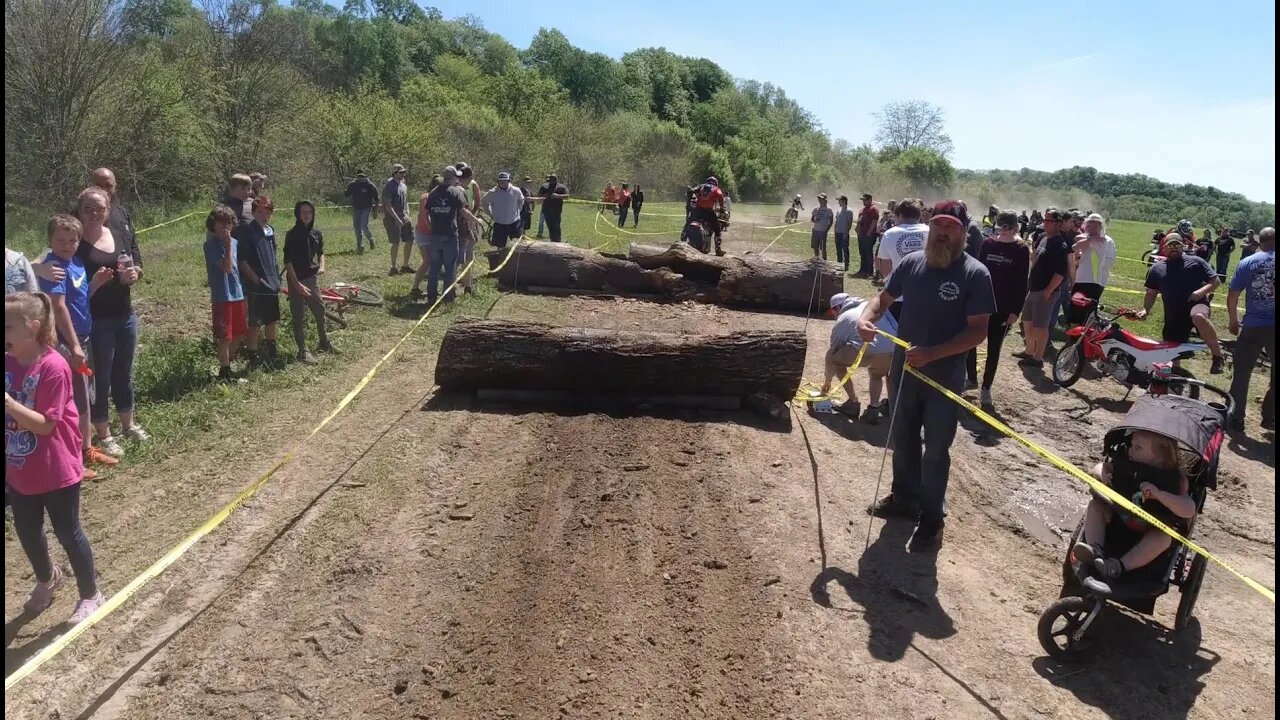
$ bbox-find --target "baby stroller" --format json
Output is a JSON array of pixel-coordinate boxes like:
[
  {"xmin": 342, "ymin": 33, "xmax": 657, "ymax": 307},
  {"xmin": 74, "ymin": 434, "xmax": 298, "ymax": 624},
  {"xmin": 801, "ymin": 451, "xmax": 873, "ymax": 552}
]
[{"xmin": 1037, "ymin": 391, "xmax": 1231, "ymax": 661}]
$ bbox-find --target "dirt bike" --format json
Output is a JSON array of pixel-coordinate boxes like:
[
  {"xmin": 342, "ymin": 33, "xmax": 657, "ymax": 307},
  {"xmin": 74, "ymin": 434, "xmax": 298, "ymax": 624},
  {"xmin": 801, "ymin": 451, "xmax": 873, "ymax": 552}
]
[
  {"xmin": 1052, "ymin": 299, "xmax": 1212, "ymax": 401},
  {"xmin": 784, "ymin": 206, "xmax": 799, "ymax": 224},
  {"xmin": 681, "ymin": 210, "xmax": 729, "ymax": 255}
]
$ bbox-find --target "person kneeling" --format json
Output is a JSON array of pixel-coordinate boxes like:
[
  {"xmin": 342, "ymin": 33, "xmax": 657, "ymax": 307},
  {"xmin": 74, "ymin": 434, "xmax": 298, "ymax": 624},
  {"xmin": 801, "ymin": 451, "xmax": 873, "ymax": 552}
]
[
  {"xmin": 1072, "ymin": 429, "xmax": 1196, "ymax": 581},
  {"xmin": 820, "ymin": 293, "xmax": 897, "ymax": 423}
]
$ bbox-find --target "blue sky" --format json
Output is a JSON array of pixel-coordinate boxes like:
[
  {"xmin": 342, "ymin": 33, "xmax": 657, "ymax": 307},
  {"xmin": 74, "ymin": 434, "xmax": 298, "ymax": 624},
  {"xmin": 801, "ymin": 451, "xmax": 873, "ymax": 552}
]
[{"xmin": 425, "ymin": 0, "xmax": 1276, "ymax": 202}]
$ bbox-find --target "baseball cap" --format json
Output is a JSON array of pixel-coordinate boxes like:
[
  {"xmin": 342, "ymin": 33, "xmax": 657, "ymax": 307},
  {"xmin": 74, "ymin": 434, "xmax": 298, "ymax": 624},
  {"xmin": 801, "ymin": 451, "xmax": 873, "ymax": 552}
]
[
  {"xmin": 523, "ymin": 175, "xmax": 532, "ymax": 181},
  {"xmin": 442, "ymin": 166, "xmax": 459, "ymax": 179},
  {"xmin": 497, "ymin": 171, "xmax": 511, "ymax": 181},
  {"xmin": 1163, "ymin": 234, "xmax": 1186, "ymax": 247},
  {"xmin": 355, "ymin": 170, "xmax": 367, "ymax": 177},
  {"xmin": 817, "ymin": 192, "xmax": 828, "ymax": 201},
  {"xmin": 391, "ymin": 163, "xmax": 407, "ymax": 174},
  {"xmin": 837, "ymin": 195, "xmax": 848, "ymax": 202},
  {"xmin": 929, "ymin": 200, "xmax": 971, "ymax": 228},
  {"xmin": 860, "ymin": 193, "xmax": 873, "ymax": 201},
  {"xmin": 825, "ymin": 292, "xmax": 864, "ymax": 317}
]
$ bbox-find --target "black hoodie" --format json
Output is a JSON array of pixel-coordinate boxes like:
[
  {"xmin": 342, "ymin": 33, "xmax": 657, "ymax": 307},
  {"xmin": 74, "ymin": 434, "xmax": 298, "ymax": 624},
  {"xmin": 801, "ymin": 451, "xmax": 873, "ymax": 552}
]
[{"xmin": 283, "ymin": 200, "xmax": 324, "ymax": 281}]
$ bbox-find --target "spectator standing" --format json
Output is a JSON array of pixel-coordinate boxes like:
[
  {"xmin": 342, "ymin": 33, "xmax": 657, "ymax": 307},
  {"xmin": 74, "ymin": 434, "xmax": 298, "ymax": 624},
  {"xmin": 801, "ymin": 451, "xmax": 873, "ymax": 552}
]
[
  {"xmin": 1136, "ymin": 235, "xmax": 1227, "ymax": 374},
  {"xmin": 519, "ymin": 175, "xmax": 534, "ymax": 233},
  {"xmin": 833, "ymin": 195, "xmax": 855, "ymax": 271},
  {"xmin": 409, "ymin": 175, "xmax": 443, "ymax": 299},
  {"xmin": 1214, "ymin": 227, "xmax": 1236, "ymax": 281},
  {"xmin": 419, "ymin": 166, "xmax": 477, "ymax": 305},
  {"xmin": 1017, "ymin": 208, "xmax": 1071, "ymax": 369},
  {"xmin": 484, "ymin": 171, "xmax": 526, "ymax": 249},
  {"xmin": 820, "ymin": 292, "xmax": 899, "ymax": 423},
  {"xmin": 617, "ymin": 183, "xmax": 633, "ymax": 228},
  {"xmin": 6, "ymin": 247, "xmax": 38, "ymax": 294},
  {"xmin": 223, "ymin": 174, "xmax": 254, "ymax": 228},
  {"xmin": 1194, "ymin": 229, "xmax": 1214, "ymax": 261},
  {"xmin": 854, "ymin": 193, "xmax": 880, "ymax": 276},
  {"xmin": 810, "ymin": 194, "xmax": 834, "ymax": 260},
  {"xmin": 248, "ymin": 172, "xmax": 267, "ymax": 199},
  {"xmin": 875, "ymin": 200, "xmax": 929, "ymax": 320},
  {"xmin": 37, "ymin": 213, "xmax": 114, "ymax": 477},
  {"xmin": 1070, "ymin": 213, "xmax": 1117, "ymax": 307},
  {"xmin": 858, "ymin": 201, "xmax": 996, "ymax": 551},
  {"xmin": 1241, "ymin": 229, "xmax": 1259, "ymax": 259},
  {"xmin": 203, "ymin": 206, "xmax": 247, "ymax": 383},
  {"xmin": 283, "ymin": 200, "xmax": 334, "ymax": 364},
  {"xmin": 454, "ymin": 162, "xmax": 483, "ymax": 294},
  {"xmin": 965, "ymin": 214, "xmax": 984, "ymax": 258},
  {"xmin": 539, "ymin": 174, "xmax": 570, "ymax": 243},
  {"xmin": 237, "ymin": 197, "xmax": 283, "ymax": 367},
  {"xmin": 631, "ymin": 185, "xmax": 645, "ymax": 227},
  {"xmin": 1226, "ymin": 227, "xmax": 1275, "ymax": 432},
  {"xmin": 383, "ymin": 164, "xmax": 413, "ymax": 275},
  {"xmin": 76, "ymin": 182, "xmax": 149, "ymax": 455},
  {"xmin": 5, "ymin": 291, "xmax": 105, "ymax": 622},
  {"xmin": 969, "ymin": 211, "xmax": 1029, "ymax": 408},
  {"xmin": 344, "ymin": 171, "xmax": 379, "ymax": 254},
  {"xmin": 1018, "ymin": 210, "xmax": 1030, "ymax": 239}
]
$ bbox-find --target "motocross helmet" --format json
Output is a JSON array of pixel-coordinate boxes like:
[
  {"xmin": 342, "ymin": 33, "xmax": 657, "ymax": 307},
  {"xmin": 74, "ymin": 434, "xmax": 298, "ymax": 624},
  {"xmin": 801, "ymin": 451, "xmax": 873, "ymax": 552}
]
[
  {"xmin": 1176, "ymin": 219, "xmax": 1194, "ymax": 237},
  {"xmin": 705, "ymin": 176, "xmax": 719, "ymax": 186}
]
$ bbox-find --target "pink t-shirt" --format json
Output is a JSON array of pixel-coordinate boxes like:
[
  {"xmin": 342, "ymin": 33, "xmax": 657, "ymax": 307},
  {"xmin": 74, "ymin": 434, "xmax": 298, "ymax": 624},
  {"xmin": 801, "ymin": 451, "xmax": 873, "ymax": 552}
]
[{"xmin": 5, "ymin": 347, "xmax": 83, "ymax": 495}]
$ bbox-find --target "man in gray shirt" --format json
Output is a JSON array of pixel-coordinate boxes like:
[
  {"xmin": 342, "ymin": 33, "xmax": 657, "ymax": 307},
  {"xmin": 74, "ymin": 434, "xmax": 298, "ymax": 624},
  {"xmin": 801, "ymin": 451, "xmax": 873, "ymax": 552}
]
[
  {"xmin": 810, "ymin": 193, "xmax": 834, "ymax": 260},
  {"xmin": 483, "ymin": 171, "xmax": 527, "ymax": 249},
  {"xmin": 858, "ymin": 200, "xmax": 996, "ymax": 552},
  {"xmin": 834, "ymin": 195, "xmax": 855, "ymax": 272},
  {"xmin": 383, "ymin": 163, "xmax": 412, "ymax": 276}
]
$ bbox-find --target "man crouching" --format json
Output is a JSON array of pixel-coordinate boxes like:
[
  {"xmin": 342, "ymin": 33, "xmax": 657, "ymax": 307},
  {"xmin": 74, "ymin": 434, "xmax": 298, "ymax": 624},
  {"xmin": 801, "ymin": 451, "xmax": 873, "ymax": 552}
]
[{"xmin": 820, "ymin": 292, "xmax": 898, "ymax": 423}]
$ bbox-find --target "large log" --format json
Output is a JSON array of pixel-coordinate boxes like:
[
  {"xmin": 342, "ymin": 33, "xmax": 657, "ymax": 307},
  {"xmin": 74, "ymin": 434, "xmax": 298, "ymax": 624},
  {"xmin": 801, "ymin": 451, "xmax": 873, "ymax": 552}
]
[
  {"xmin": 629, "ymin": 242, "xmax": 843, "ymax": 311},
  {"xmin": 435, "ymin": 317, "xmax": 805, "ymax": 399},
  {"xmin": 485, "ymin": 240, "xmax": 696, "ymax": 300}
]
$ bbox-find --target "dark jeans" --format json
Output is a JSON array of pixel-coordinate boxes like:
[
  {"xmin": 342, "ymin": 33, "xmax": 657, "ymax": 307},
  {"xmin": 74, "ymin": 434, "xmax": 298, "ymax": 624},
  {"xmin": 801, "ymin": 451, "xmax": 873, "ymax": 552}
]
[
  {"xmin": 289, "ymin": 274, "xmax": 330, "ymax": 352},
  {"xmin": 352, "ymin": 207, "xmax": 373, "ymax": 249},
  {"xmin": 10, "ymin": 483, "xmax": 98, "ymax": 599},
  {"xmin": 90, "ymin": 313, "xmax": 137, "ymax": 424},
  {"xmin": 856, "ymin": 232, "xmax": 877, "ymax": 275},
  {"xmin": 890, "ymin": 361, "xmax": 961, "ymax": 523},
  {"xmin": 1049, "ymin": 282, "xmax": 1072, "ymax": 330},
  {"xmin": 1229, "ymin": 324, "xmax": 1275, "ymax": 423},
  {"xmin": 811, "ymin": 229, "xmax": 829, "ymax": 260},
  {"xmin": 1216, "ymin": 255, "xmax": 1231, "ymax": 280},
  {"xmin": 617, "ymin": 207, "xmax": 630, "ymax": 228},
  {"xmin": 545, "ymin": 212, "xmax": 563, "ymax": 242},
  {"xmin": 966, "ymin": 315, "xmax": 1012, "ymax": 388},
  {"xmin": 834, "ymin": 232, "xmax": 851, "ymax": 266},
  {"xmin": 632, "ymin": 206, "xmax": 642, "ymax": 227}
]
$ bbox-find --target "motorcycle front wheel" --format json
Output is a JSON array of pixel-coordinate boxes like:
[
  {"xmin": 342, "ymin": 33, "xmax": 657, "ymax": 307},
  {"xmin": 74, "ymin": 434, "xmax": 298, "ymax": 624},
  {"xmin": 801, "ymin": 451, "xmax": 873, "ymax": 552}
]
[{"xmin": 1052, "ymin": 339, "xmax": 1086, "ymax": 387}]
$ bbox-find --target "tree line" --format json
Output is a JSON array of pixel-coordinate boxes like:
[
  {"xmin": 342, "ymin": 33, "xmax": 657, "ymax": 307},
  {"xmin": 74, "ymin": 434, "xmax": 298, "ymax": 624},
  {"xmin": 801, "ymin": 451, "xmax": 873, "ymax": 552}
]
[{"xmin": 5, "ymin": 0, "xmax": 1273, "ymax": 232}]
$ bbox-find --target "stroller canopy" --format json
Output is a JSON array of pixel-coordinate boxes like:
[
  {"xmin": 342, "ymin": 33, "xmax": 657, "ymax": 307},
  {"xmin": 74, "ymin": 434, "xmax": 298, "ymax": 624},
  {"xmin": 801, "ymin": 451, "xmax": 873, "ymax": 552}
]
[{"xmin": 1104, "ymin": 393, "xmax": 1226, "ymax": 459}]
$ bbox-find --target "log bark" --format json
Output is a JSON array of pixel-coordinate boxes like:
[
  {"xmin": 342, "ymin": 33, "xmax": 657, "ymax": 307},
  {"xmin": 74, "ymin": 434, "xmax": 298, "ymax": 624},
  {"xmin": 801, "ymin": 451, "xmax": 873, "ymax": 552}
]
[
  {"xmin": 485, "ymin": 240, "xmax": 696, "ymax": 300},
  {"xmin": 629, "ymin": 242, "xmax": 843, "ymax": 312},
  {"xmin": 436, "ymin": 317, "xmax": 805, "ymax": 399}
]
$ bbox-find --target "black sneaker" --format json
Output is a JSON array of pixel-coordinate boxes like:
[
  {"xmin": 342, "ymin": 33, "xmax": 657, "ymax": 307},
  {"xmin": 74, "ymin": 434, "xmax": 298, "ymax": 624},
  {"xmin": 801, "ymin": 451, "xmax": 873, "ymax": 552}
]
[
  {"xmin": 400, "ymin": 264, "xmax": 415, "ymax": 274},
  {"xmin": 1228, "ymin": 417, "xmax": 1246, "ymax": 432},
  {"xmin": 1017, "ymin": 357, "xmax": 1044, "ymax": 369},
  {"xmin": 408, "ymin": 287, "xmax": 423, "ymax": 300},
  {"xmin": 356, "ymin": 246, "xmax": 364, "ymax": 255},
  {"xmin": 836, "ymin": 400, "xmax": 861, "ymax": 417},
  {"xmin": 861, "ymin": 406, "xmax": 880, "ymax": 425},
  {"xmin": 908, "ymin": 519, "xmax": 944, "ymax": 552},
  {"xmin": 1210, "ymin": 355, "xmax": 1225, "ymax": 375},
  {"xmin": 867, "ymin": 493, "xmax": 920, "ymax": 519},
  {"xmin": 388, "ymin": 267, "xmax": 399, "ymax": 276}
]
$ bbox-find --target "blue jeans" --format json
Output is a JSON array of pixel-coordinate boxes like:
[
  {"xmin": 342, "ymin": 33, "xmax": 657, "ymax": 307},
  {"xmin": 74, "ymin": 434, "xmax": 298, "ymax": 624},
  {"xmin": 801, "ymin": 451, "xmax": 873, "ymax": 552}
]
[
  {"xmin": 10, "ymin": 483, "xmax": 97, "ymax": 599},
  {"xmin": 889, "ymin": 359, "xmax": 962, "ymax": 523},
  {"xmin": 353, "ymin": 207, "xmax": 373, "ymax": 249},
  {"xmin": 89, "ymin": 312, "xmax": 137, "ymax": 424},
  {"xmin": 1049, "ymin": 283, "xmax": 1071, "ymax": 331},
  {"xmin": 834, "ymin": 232, "xmax": 851, "ymax": 266},
  {"xmin": 427, "ymin": 236, "xmax": 459, "ymax": 300},
  {"xmin": 536, "ymin": 209, "xmax": 547, "ymax": 237}
]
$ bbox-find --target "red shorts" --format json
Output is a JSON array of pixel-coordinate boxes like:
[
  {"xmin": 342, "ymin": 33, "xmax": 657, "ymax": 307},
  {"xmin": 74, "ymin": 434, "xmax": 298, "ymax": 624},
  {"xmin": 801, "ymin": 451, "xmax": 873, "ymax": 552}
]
[{"xmin": 212, "ymin": 300, "xmax": 248, "ymax": 341}]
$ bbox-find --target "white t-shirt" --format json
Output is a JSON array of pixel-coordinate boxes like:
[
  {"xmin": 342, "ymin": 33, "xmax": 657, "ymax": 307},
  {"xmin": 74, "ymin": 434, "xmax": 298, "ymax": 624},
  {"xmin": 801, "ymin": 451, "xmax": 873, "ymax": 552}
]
[
  {"xmin": 876, "ymin": 222, "xmax": 929, "ymax": 272},
  {"xmin": 1073, "ymin": 234, "xmax": 1117, "ymax": 285},
  {"xmin": 830, "ymin": 302, "xmax": 899, "ymax": 355}
]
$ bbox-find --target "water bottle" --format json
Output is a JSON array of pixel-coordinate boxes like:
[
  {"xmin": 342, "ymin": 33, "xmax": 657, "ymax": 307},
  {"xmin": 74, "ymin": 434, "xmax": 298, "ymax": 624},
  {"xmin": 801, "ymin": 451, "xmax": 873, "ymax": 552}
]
[{"xmin": 117, "ymin": 252, "xmax": 134, "ymax": 285}]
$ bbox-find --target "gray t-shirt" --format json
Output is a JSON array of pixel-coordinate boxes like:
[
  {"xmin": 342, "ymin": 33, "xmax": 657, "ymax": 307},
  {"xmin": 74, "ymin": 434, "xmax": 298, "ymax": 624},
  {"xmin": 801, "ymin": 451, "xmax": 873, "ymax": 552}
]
[
  {"xmin": 834, "ymin": 208, "xmax": 855, "ymax": 233},
  {"xmin": 383, "ymin": 178, "xmax": 408, "ymax": 224},
  {"xmin": 811, "ymin": 206, "xmax": 834, "ymax": 233},
  {"xmin": 426, "ymin": 184, "xmax": 468, "ymax": 241},
  {"xmin": 886, "ymin": 251, "xmax": 996, "ymax": 385}
]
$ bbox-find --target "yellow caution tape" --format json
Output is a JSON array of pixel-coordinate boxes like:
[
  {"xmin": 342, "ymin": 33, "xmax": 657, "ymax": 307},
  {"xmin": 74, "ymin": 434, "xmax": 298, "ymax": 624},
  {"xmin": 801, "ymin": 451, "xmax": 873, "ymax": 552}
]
[
  {"xmin": 873, "ymin": 328, "xmax": 1274, "ymax": 603},
  {"xmin": 4, "ymin": 241, "xmax": 526, "ymax": 692},
  {"xmin": 795, "ymin": 343, "xmax": 867, "ymax": 403}
]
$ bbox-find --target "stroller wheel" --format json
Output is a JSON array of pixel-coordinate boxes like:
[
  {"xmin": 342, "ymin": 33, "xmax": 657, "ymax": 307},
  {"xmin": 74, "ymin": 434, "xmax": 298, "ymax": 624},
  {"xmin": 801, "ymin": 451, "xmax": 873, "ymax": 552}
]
[
  {"xmin": 1037, "ymin": 596, "xmax": 1101, "ymax": 661},
  {"xmin": 1175, "ymin": 553, "xmax": 1207, "ymax": 632}
]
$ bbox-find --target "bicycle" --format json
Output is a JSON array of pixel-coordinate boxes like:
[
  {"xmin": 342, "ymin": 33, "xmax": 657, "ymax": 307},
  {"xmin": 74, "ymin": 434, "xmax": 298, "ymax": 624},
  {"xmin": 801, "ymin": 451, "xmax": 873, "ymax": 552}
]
[{"xmin": 279, "ymin": 280, "xmax": 383, "ymax": 329}]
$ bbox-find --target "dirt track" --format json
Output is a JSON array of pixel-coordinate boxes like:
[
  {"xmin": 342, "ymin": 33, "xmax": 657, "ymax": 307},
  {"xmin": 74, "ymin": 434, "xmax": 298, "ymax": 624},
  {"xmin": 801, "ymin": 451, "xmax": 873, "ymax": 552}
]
[{"xmin": 4, "ymin": 239, "xmax": 1275, "ymax": 719}]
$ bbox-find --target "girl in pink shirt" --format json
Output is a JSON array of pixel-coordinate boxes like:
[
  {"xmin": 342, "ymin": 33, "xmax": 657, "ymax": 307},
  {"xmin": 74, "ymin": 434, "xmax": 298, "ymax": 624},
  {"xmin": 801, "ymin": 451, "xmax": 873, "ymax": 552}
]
[{"xmin": 5, "ymin": 292, "xmax": 104, "ymax": 622}]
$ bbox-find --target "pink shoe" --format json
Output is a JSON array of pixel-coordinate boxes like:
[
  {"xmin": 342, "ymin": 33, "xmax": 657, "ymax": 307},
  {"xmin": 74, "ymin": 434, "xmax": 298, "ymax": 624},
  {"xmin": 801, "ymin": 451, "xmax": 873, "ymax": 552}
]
[
  {"xmin": 24, "ymin": 565, "xmax": 64, "ymax": 615},
  {"xmin": 68, "ymin": 592, "xmax": 106, "ymax": 624}
]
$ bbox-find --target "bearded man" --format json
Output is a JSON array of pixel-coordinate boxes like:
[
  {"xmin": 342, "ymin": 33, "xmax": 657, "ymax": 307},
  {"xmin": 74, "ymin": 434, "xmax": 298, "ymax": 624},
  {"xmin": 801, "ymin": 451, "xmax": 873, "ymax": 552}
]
[{"xmin": 857, "ymin": 200, "xmax": 996, "ymax": 552}]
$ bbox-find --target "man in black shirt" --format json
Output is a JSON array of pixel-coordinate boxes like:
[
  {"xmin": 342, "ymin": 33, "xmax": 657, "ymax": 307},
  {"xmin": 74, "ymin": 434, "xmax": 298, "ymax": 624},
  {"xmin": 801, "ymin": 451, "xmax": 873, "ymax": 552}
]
[
  {"xmin": 1017, "ymin": 208, "xmax": 1071, "ymax": 368},
  {"xmin": 537, "ymin": 174, "xmax": 569, "ymax": 242},
  {"xmin": 1137, "ymin": 235, "xmax": 1227, "ymax": 374},
  {"xmin": 344, "ymin": 171, "xmax": 380, "ymax": 253}
]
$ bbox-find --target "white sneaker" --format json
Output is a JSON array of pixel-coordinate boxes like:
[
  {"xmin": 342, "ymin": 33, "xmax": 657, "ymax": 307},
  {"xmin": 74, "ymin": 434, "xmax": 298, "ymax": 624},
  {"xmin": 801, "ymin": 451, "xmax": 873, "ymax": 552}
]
[
  {"xmin": 68, "ymin": 592, "xmax": 105, "ymax": 624},
  {"xmin": 123, "ymin": 424, "xmax": 151, "ymax": 442},
  {"xmin": 97, "ymin": 435, "xmax": 125, "ymax": 457}
]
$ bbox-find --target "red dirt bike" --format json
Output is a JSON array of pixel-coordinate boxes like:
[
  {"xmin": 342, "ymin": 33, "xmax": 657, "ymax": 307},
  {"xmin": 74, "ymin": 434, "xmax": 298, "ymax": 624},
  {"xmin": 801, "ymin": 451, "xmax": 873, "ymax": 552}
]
[{"xmin": 1052, "ymin": 297, "xmax": 1212, "ymax": 401}]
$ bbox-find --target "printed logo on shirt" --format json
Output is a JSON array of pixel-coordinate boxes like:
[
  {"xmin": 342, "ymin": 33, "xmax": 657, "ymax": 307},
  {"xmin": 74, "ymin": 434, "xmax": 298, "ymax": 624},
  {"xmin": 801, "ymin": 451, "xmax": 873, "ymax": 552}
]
[
  {"xmin": 4, "ymin": 370, "xmax": 39, "ymax": 469},
  {"xmin": 938, "ymin": 281, "xmax": 960, "ymax": 302},
  {"xmin": 896, "ymin": 231, "xmax": 925, "ymax": 257},
  {"xmin": 70, "ymin": 272, "xmax": 84, "ymax": 289},
  {"xmin": 1249, "ymin": 257, "xmax": 1275, "ymax": 301}
]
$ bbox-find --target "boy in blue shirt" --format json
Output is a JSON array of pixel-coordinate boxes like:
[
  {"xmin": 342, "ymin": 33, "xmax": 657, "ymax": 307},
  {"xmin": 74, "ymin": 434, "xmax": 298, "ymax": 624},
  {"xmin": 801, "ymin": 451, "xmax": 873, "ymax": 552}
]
[
  {"xmin": 204, "ymin": 205, "xmax": 247, "ymax": 382},
  {"xmin": 37, "ymin": 214, "xmax": 115, "ymax": 474},
  {"xmin": 1226, "ymin": 227, "xmax": 1275, "ymax": 432}
]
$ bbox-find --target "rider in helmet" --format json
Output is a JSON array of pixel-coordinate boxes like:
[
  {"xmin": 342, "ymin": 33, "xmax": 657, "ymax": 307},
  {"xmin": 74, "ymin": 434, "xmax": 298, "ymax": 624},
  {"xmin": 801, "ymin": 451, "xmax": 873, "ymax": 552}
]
[
  {"xmin": 690, "ymin": 176, "xmax": 727, "ymax": 255},
  {"xmin": 792, "ymin": 194, "xmax": 804, "ymax": 211},
  {"xmin": 982, "ymin": 204, "xmax": 1000, "ymax": 234}
]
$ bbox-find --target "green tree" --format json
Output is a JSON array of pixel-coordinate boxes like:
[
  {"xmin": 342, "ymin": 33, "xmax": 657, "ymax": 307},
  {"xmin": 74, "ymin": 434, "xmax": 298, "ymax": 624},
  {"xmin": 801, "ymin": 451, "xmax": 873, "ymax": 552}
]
[{"xmin": 893, "ymin": 147, "xmax": 955, "ymax": 196}]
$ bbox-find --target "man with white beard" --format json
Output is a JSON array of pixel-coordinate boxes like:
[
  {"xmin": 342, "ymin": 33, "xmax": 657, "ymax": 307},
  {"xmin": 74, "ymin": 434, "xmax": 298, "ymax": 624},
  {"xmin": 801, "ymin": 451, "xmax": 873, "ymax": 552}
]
[{"xmin": 857, "ymin": 200, "xmax": 996, "ymax": 552}]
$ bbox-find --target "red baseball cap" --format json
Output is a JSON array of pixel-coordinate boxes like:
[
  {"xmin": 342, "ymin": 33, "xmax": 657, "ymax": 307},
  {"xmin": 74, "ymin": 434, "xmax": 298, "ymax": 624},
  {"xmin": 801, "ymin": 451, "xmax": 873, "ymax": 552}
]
[{"xmin": 929, "ymin": 200, "xmax": 970, "ymax": 228}]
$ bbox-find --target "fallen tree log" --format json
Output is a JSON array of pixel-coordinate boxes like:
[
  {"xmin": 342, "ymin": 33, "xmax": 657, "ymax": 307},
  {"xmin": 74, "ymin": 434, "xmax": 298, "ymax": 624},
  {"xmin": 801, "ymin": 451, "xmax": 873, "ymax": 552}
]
[
  {"xmin": 435, "ymin": 317, "xmax": 805, "ymax": 399},
  {"xmin": 629, "ymin": 242, "xmax": 842, "ymax": 311},
  {"xmin": 485, "ymin": 241, "xmax": 696, "ymax": 300}
]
